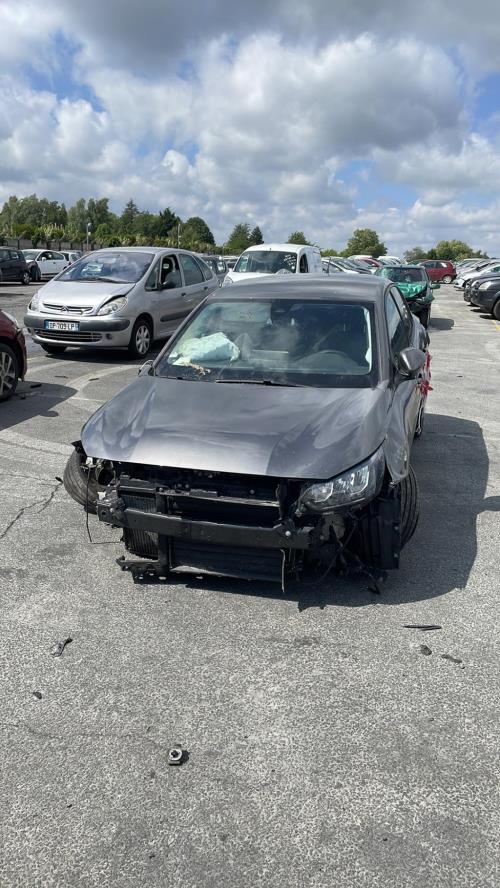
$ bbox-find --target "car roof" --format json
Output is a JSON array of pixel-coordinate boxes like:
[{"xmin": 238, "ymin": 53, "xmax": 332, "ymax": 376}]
[
  {"xmin": 209, "ymin": 275, "xmax": 388, "ymax": 303},
  {"xmin": 242, "ymin": 243, "xmax": 317, "ymax": 253},
  {"xmin": 88, "ymin": 247, "xmax": 195, "ymax": 255}
]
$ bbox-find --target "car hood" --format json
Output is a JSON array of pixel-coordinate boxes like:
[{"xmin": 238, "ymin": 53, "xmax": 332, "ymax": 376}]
[
  {"xmin": 39, "ymin": 279, "xmax": 133, "ymax": 309},
  {"xmin": 81, "ymin": 376, "xmax": 390, "ymax": 480}
]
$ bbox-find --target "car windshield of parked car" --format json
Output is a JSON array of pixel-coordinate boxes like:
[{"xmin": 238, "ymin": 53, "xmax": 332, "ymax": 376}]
[
  {"xmin": 155, "ymin": 298, "xmax": 376, "ymax": 388},
  {"xmin": 22, "ymin": 250, "xmax": 39, "ymax": 261},
  {"xmin": 57, "ymin": 251, "xmax": 154, "ymax": 283},
  {"xmin": 377, "ymin": 267, "xmax": 425, "ymax": 283},
  {"xmin": 234, "ymin": 251, "xmax": 298, "ymax": 274}
]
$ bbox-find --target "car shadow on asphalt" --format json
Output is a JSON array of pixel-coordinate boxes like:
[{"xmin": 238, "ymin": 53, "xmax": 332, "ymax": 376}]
[
  {"xmin": 429, "ymin": 317, "xmax": 454, "ymax": 331},
  {"xmin": 0, "ymin": 380, "xmax": 77, "ymax": 432},
  {"xmin": 145, "ymin": 412, "xmax": 495, "ymax": 611}
]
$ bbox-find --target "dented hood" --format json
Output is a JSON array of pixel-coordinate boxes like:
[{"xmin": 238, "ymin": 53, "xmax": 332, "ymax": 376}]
[{"xmin": 81, "ymin": 375, "xmax": 390, "ymax": 480}]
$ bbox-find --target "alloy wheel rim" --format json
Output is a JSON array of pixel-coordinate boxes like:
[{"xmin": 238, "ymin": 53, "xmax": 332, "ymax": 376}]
[
  {"xmin": 0, "ymin": 352, "xmax": 16, "ymax": 395},
  {"xmin": 136, "ymin": 325, "xmax": 150, "ymax": 355}
]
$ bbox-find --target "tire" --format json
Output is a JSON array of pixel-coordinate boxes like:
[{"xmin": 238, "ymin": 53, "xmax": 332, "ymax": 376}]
[
  {"xmin": 0, "ymin": 344, "xmax": 19, "ymax": 401},
  {"xmin": 41, "ymin": 344, "xmax": 67, "ymax": 355},
  {"xmin": 417, "ymin": 306, "xmax": 431, "ymax": 328},
  {"xmin": 441, "ymin": 275, "xmax": 453, "ymax": 284},
  {"xmin": 63, "ymin": 450, "xmax": 106, "ymax": 514},
  {"xmin": 492, "ymin": 299, "xmax": 500, "ymax": 321},
  {"xmin": 20, "ymin": 270, "xmax": 31, "ymax": 285},
  {"xmin": 400, "ymin": 466, "xmax": 420, "ymax": 547},
  {"xmin": 128, "ymin": 317, "xmax": 153, "ymax": 359}
]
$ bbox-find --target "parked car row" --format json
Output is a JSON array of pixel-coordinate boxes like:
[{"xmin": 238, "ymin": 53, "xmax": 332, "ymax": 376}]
[{"xmin": 461, "ymin": 262, "xmax": 500, "ymax": 320}]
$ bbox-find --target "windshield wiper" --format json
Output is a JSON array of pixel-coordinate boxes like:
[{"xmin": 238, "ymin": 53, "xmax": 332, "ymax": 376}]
[{"xmin": 214, "ymin": 379, "xmax": 306, "ymax": 387}]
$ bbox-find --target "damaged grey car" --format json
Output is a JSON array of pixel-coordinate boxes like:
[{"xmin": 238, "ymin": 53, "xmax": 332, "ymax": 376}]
[{"xmin": 64, "ymin": 276, "xmax": 431, "ymax": 590}]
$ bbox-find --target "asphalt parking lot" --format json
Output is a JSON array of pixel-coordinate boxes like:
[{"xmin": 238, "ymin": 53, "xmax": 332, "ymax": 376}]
[{"xmin": 0, "ymin": 282, "xmax": 499, "ymax": 887}]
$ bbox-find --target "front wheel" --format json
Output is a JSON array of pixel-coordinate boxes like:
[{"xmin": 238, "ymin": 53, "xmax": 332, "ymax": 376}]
[
  {"xmin": 41, "ymin": 344, "xmax": 67, "ymax": 355},
  {"xmin": 441, "ymin": 274, "xmax": 453, "ymax": 284},
  {"xmin": 492, "ymin": 299, "xmax": 500, "ymax": 321},
  {"xmin": 63, "ymin": 450, "xmax": 110, "ymax": 513},
  {"xmin": 128, "ymin": 318, "xmax": 153, "ymax": 359},
  {"xmin": 400, "ymin": 466, "xmax": 420, "ymax": 546},
  {"xmin": 0, "ymin": 344, "xmax": 19, "ymax": 401},
  {"xmin": 20, "ymin": 270, "xmax": 31, "ymax": 285}
]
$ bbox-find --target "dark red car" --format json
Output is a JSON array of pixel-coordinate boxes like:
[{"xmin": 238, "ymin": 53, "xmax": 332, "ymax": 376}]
[
  {"xmin": 0, "ymin": 309, "xmax": 27, "ymax": 400},
  {"xmin": 418, "ymin": 260, "xmax": 456, "ymax": 283}
]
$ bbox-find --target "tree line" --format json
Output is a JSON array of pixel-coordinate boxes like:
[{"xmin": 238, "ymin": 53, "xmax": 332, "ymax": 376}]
[
  {"xmin": 0, "ymin": 194, "xmax": 265, "ymax": 253},
  {"xmin": 0, "ymin": 195, "xmax": 488, "ymax": 261}
]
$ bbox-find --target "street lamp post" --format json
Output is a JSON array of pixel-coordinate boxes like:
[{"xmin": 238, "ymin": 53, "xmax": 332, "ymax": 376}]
[{"xmin": 86, "ymin": 222, "xmax": 91, "ymax": 252}]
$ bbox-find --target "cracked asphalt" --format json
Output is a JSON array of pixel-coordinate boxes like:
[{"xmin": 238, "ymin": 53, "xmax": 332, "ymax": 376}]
[{"xmin": 0, "ymin": 283, "xmax": 499, "ymax": 887}]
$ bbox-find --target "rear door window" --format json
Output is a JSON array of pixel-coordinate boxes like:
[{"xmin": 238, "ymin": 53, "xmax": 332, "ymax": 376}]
[{"xmin": 179, "ymin": 254, "xmax": 204, "ymax": 285}]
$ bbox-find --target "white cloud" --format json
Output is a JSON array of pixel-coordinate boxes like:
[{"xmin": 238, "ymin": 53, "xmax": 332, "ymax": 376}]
[{"xmin": 1, "ymin": 0, "xmax": 500, "ymax": 253}]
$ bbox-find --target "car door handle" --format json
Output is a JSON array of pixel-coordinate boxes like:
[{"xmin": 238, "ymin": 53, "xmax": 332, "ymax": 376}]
[{"xmin": 204, "ymin": 285, "xmax": 209, "ymax": 290}]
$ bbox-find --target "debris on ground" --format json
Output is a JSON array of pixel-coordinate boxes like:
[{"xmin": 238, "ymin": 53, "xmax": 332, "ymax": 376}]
[
  {"xmin": 404, "ymin": 624, "xmax": 442, "ymax": 631},
  {"xmin": 441, "ymin": 653, "xmax": 463, "ymax": 665},
  {"xmin": 30, "ymin": 383, "xmax": 42, "ymax": 389},
  {"xmin": 50, "ymin": 637, "xmax": 73, "ymax": 657},
  {"xmin": 167, "ymin": 746, "xmax": 186, "ymax": 766},
  {"xmin": 419, "ymin": 644, "xmax": 432, "ymax": 656},
  {"xmin": 32, "ymin": 690, "xmax": 43, "ymax": 700}
]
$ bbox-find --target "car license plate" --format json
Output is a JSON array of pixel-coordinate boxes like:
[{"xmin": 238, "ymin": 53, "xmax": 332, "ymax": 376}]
[{"xmin": 45, "ymin": 320, "xmax": 79, "ymax": 332}]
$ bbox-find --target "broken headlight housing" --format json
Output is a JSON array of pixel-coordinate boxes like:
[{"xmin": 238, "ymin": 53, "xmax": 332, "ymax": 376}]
[{"xmin": 299, "ymin": 447, "xmax": 385, "ymax": 512}]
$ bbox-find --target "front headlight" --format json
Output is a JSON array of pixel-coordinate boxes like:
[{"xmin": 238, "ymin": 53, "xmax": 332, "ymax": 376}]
[
  {"xmin": 97, "ymin": 296, "xmax": 128, "ymax": 316},
  {"xmin": 479, "ymin": 281, "xmax": 495, "ymax": 290},
  {"xmin": 299, "ymin": 447, "xmax": 385, "ymax": 512},
  {"xmin": 29, "ymin": 291, "xmax": 41, "ymax": 310}
]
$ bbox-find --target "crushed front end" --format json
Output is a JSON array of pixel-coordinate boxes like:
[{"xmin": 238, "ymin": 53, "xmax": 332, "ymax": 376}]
[{"xmin": 94, "ymin": 460, "xmax": 403, "ymax": 589}]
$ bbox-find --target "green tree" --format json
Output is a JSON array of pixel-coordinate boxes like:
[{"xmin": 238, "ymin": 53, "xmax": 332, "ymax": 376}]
[
  {"xmin": 158, "ymin": 207, "xmax": 180, "ymax": 237},
  {"xmin": 94, "ymin": 223, "xmax": 113, "ymax": 244},
  {"xmin": 67, "ymin": 199, "xmax": 88, "ymax": 239},
  {"xmin": 404, "ymin": 246, "xmax": 428, "ymax": 264},
  {"xmin": 433, "ymin": 239, "xmax": 484, "ymax": 262},
  {"xmin": 344, "ymin": 228, "xmax": 387, "ymax": 258},
  {"xmin": 226, "ymin": 223, "xmax": 251, "ymax": 253},
  {"xmin": 181, "ymin": 216, "xmax": 215, "ymax": 247},
  {"xmin": 249, "ymin": 225, "xmax": 264, "ymax": 245},
  {"xmin": 287, "ymin": 230, "xmax": 310, "ymax": 245},
  {"xmin": 120, "ymin": 199, "xmax": 140, "ymax": 233},
  {"xmin": 87, "ymin": 198, "xmax": 111, "ymax": 230}
]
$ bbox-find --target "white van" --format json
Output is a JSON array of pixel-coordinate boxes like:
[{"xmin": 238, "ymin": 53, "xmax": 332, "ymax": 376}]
[{"xmin": 223, "ymin": 243, "xmax": 322, "ymax": 285}]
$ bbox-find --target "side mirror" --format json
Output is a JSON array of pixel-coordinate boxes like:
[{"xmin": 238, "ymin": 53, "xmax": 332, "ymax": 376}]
[
  {"xmin": 430, "ymin": 281, "xmax": 440, "ymax": 289},
  {"xmin": 398, "ymin": 347, "xmax": 426, "ymax": 378},
  {"xmin": 138, "ymin": 359, "xmax": 154, "ymax": 376}
]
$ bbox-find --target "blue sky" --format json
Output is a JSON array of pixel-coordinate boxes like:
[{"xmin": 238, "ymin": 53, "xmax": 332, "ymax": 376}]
[{"xmin": 2, "ymin": 0, "xmax": 500, "ymax": 253}]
